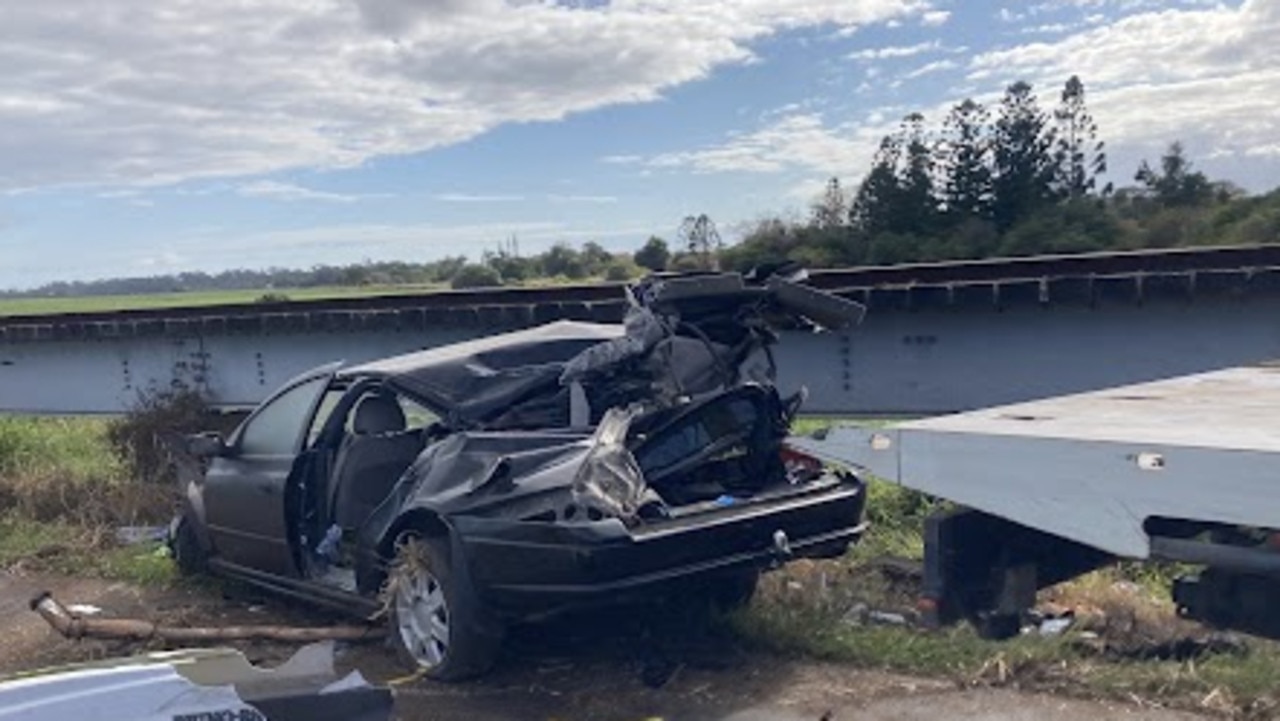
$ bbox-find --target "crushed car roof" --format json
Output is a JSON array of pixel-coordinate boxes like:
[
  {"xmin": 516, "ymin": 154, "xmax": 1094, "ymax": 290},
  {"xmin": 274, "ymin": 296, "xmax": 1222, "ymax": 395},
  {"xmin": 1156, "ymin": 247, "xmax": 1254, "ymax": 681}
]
[{"xmin": 341, "ymin": 320, "xmax": 624, "ymax": 422}]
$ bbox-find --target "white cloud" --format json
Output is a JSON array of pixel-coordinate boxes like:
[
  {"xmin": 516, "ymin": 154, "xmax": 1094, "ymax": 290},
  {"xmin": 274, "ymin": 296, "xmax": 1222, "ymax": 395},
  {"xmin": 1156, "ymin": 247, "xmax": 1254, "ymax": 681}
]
[
  {"xmin": 969, "ymin": 0, "xmax": 1280, "ymax": 160},
  {"xmin": 136, "ymin": 250, "xmax": 185, "ymax": 269},
  {"xmin": 432, "ymin": 193, "xmax": 526, "ymax": 203},
  {"xmin": 236, "ymin": 180, "xmax": 368, "ymax": 203},
  {"xmin": 97, "ymin": 188, "xmax": 155, "ymax": 207},
  {"xmin": 902, "ymin": 59, "xmax": 958, "ymax": 80},
  {"xmin": 1020, "ymin": 21, "xmax": 1080, "ymax": 34},
  {"xmin": 548, "ymin": 194, "xmax": 619, "ymax": 204},
  {"xmin": 920, "ymin": 10, "xmax": 951, "ymax": 26},
  {"xmin": 848, "ymin": 40, "xmax": 942, "ymax": 60},
  {"xmin": 635, "ymin": 112, "xmax": 891, "ymax": 178},
  {"xmin": 622, "ymin": 0, "xmax": 1280, "ymax": 194},
  {"xmin": 0, "ymin": 0, "xmax": 933, "ymax": 192}
]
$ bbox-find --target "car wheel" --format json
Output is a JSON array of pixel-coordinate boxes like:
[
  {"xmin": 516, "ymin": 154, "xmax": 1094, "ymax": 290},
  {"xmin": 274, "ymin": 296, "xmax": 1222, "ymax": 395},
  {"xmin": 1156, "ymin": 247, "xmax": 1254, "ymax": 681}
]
[
  {"xmin": 169, "ymin": 514, "xmax": 207, "ymax": 576},
  {"xmin": 386, "ymin": 533, "xmax": 501, "ymax": 680}
]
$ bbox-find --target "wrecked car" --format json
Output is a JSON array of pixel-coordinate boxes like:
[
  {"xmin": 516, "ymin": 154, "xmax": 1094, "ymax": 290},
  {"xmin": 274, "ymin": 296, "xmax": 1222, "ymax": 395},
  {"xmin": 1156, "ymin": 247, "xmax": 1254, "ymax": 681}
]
[{"xmin": 170, "ymin": 270, "xmax": 868, "ymax": 679}]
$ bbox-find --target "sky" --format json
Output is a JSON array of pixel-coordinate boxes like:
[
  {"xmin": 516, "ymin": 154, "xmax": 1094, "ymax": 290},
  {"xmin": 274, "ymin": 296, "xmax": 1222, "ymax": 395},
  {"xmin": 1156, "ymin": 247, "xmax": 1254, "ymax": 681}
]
[{"xmin": 0, "ymin": 0, "xmax": 1276, "ymax": 289}]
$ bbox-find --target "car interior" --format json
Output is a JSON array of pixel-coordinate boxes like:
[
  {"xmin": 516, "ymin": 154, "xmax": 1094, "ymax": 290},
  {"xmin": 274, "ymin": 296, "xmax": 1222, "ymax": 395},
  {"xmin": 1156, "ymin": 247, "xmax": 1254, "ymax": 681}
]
[
  {"xmin": 328, "ymin": 393, "xmax": 425, "ymax": 532},
  {"xmin": 299, "ymin": 382, "xmax": 441, "ymax": 588}
]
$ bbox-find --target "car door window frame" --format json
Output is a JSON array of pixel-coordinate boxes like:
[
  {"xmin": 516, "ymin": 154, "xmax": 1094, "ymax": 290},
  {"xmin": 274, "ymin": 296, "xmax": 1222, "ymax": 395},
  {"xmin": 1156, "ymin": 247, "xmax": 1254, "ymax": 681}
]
[{"xmin": 229, "ymin": 362, "xmax": 342, "ymax": 458}]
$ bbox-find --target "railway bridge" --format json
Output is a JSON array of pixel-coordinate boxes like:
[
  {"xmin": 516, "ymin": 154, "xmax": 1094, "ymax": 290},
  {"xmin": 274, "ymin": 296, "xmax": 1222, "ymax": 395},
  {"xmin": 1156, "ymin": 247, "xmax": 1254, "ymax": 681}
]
[{"xmin": 4, "ymin": 244, "xmax": 1280, "ymax": 415}]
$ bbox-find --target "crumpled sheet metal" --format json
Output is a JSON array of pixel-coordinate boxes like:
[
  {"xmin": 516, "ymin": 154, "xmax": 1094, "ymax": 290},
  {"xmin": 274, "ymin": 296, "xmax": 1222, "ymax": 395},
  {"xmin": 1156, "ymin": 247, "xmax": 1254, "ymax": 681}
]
[
  {"xmin": 560, "ymin": 294, "xmax": 668, "ymax": 385},
  {"xmin": 0, "ymin": 638, "xmax": 393, "ymax": 721},
  {"xmin": 571, "ymin": 405, "xmax": 657, "ymax": 522}
]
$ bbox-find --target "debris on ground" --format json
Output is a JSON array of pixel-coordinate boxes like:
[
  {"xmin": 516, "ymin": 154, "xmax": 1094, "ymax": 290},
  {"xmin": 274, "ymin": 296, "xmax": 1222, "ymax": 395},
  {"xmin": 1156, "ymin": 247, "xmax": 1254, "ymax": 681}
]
[
  {"xmin": 31, "ymin": 591, "xmax": 384, "ymax": 645},
  {"xmin": 0, "ymin": 640, "xmax": 393, "ymax": 721},
  {"xmin": 1027, "ymin": 605, "xmax": 1076, "ymax": 636},
  {"xmin": 113, "ymin": 526, "xmax": 168, "ymax": 545},
  {"xmin": 1070, "ymin": 630, "xmax": 1249, "ymax": 662}
]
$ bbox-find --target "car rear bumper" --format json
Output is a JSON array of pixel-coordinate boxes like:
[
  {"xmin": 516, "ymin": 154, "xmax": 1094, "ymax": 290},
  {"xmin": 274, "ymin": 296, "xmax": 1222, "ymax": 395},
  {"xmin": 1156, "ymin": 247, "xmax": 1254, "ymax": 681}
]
[{"xmin": 451, "ymin": 479, "xmax": 866, "ymax": 617}]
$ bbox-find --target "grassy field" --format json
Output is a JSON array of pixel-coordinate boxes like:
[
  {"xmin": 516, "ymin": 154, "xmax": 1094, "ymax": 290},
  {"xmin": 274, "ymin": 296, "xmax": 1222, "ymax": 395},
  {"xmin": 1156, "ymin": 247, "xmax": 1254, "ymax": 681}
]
[
  {"xmin": 0, "ymin": 284, "xmax": 450, "ymax": 317},
  {"xmin": 0, "ymin": 415, "xmax": 174, "ymax": 585},
  {"xmin": 1, "ymin": 413, "xmax": 1276, "ymax": 714},
  {"xmin": 0, "ymin": 274, "xmax": 622, "ymax": 317}
]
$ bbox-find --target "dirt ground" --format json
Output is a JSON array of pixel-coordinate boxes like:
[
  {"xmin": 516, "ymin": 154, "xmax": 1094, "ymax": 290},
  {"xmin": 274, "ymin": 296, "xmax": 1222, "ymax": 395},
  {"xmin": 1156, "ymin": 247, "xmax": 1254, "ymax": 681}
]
[{"xmin": 0, "ymin": 570, "xmax": 1209, "ymax": 721}]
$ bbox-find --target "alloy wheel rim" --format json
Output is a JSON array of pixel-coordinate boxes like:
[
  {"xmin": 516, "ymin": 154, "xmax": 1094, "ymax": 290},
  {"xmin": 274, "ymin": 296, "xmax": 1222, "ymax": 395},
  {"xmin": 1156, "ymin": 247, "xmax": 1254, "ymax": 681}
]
[{"xmin": 394, "ymin": 567, "xmax": 450, "ymax": 667}]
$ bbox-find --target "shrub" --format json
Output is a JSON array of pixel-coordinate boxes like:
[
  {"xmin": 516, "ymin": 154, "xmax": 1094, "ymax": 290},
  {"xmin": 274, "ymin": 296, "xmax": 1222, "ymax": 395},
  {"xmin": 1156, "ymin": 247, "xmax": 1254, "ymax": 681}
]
[
  {"xmin": 604, "ymin": 259, "xmax": 641, "ymax": 282},
  {"xmin": 0, "ymin": 416, "xmax": 170, "ymax": 526},
  {"xmin": 450, "ymin": 264, "xmax": 503, "ymax": 289},
  {"xmin": 107, "ymin": 385, "xmax": 213, "ymax": 485}
]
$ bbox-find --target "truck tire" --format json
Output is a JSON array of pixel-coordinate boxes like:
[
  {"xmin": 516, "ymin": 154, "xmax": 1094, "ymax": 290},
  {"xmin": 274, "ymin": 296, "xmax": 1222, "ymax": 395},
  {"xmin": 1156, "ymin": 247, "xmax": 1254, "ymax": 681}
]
[{"xmin": 386, "ymin": 533, "xmax": 502, "ymax": 681}]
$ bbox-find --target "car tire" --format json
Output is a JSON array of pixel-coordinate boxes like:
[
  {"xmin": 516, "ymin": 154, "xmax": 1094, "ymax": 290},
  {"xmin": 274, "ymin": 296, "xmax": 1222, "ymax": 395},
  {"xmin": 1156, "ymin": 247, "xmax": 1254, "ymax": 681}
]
[
  {"xmin": 169, "ymin": 514, "xmax": 207, "ymax": 576},
  {"xmin": 386, "ymin": 533, "xmax": 502, "ymax": 681}
]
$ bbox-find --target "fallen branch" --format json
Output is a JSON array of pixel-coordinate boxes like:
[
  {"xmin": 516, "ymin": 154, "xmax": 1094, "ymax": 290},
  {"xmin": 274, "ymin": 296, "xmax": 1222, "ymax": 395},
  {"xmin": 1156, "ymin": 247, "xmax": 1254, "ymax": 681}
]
[{"xmin": 30, "ymin": 592, "xmax": 385, "ymax": 644}]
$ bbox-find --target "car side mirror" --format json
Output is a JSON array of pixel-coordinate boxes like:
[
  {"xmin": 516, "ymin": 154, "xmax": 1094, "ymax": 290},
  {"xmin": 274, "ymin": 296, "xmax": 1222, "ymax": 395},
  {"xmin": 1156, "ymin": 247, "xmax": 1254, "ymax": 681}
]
[{"xmin": 185, "ymin": 432, "xmax": 228, "ymax": 458}]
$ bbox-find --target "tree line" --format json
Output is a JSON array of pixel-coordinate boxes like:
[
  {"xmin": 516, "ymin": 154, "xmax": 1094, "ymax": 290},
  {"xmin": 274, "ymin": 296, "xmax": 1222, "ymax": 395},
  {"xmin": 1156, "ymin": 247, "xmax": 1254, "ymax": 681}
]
[
  {"xmin": 719, "ymin": 76, "xmax": 1279, "ymax": 272},
  {"xmin": 3, "ymin": 241, "xmax": 655, "ymax": 298}
]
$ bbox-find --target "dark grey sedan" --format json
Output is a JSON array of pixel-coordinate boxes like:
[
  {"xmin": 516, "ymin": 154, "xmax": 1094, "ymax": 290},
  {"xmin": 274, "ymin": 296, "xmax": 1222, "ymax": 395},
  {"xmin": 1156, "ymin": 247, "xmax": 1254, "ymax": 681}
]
[{"xmin": 170, "ymin": 271, "xmax": 868, "ymax": 679}]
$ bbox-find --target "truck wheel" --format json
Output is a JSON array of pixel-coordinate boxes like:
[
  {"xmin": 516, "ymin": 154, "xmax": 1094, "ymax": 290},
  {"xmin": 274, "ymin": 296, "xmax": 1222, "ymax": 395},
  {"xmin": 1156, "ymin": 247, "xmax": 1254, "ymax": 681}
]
[
  {"xmin": 386, "ymin": 533, "xmax": 502, "ymax": 681},
  {"xmin": 169, "ymin": 514, "xmax": 207, "ymax": 576}
]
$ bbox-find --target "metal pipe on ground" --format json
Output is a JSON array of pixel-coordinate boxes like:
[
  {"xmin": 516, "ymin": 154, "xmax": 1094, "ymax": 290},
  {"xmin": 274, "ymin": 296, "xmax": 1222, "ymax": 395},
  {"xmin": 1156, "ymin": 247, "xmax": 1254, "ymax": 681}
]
[{"xmin": 29, "ymin": 592, "xmax": 385, "ymax": 644}]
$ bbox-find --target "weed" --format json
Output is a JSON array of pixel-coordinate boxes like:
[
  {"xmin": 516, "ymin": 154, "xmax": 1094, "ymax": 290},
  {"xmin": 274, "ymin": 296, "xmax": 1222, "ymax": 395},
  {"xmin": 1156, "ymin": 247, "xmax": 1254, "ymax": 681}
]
[
  {"xmin": 0, "ymin": 413, "xmax": 179, "ymax": 585},
  {"xmin": 0, "ymin": 515, "xmax": 176, "ymax": 586},
  {"xmin": 107, "ymin": 385, "xmax": 213, "ymax": 485}
]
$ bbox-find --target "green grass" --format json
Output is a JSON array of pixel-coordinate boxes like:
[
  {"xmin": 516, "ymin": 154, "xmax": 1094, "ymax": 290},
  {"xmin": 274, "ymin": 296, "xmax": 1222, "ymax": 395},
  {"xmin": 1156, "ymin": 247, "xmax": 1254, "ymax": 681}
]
[
  {"xmin": 0, "ymin": 415, "xmax": 125, "ymax": 482},
  {"xmin": 733, "ymin": 600, "xmax": 1280, "ymax": 712},
  {"xmin": 0, "ymin": 273, "xmax": 624, "ymax": 318},
  {"xmin": 0, "ymin": 415, "xmax": 176, "ymax": 585},
  {"xmin": 0, "ymin": 515, "xmax": 177, "ymax": 586},
  {"xmin": 0, "ymin": 284, "xmax": 451, "ymax": 317}
]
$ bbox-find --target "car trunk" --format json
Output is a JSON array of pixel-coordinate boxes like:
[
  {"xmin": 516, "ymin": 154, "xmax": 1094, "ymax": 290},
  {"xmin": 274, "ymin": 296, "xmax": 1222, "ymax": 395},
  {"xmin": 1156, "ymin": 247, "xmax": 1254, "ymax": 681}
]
[{"xmin": 627, "ymin": 385, "xmax": 797, "ymax": 510}]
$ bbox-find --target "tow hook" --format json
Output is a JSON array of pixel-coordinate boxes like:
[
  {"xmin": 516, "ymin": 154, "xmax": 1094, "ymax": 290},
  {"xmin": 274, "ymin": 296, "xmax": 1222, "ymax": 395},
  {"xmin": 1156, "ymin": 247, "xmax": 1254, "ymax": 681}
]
[{"xmin": 771, "ymin": 529, "xmax": 792, "ymax": 566}]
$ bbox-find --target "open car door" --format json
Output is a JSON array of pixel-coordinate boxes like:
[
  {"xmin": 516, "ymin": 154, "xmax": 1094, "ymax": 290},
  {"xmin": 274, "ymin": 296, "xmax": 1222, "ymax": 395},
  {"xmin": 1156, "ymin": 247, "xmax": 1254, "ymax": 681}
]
[{"xmin": 202, "ymin": 362, "xmax": 341, "ymax": 576}]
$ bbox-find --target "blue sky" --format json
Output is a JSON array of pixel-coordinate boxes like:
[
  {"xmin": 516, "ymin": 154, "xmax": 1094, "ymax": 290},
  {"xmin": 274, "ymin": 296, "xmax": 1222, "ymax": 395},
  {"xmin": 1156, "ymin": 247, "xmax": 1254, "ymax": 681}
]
[{"xmin": 1, "ymin": 0, "xmax": 1276, "ymax": 289}]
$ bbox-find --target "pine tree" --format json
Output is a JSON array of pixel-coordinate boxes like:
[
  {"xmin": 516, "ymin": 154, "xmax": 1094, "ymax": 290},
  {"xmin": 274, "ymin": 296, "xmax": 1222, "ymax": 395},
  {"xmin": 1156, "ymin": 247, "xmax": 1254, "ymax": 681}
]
[
  {"xmin": 892, "ymin": 113, "xmax": 938, "ymax": 236},
  {"xmin": 939, "ymin": 98, "xmax": 994, "ymax": 222},
  {"xmin": 679, "ymin": 214, "xmax": 723, "ymax": 270},
  {"xmin": 992, "ymin": 81, "xmax": 1057, "ymax": 230},
  {"xmin": 1135, "ymin": 142, "xmax": 1214, "ymax": 207},
  {"xmin": 810, "ymin": 177, "xmax": 848, "ymax": 229},
  {"xmin": 849, "ymin": 135, "xmax": 903, "ymax": 235},
  {"xmin": 1053, "ymin": 75, "xmax": 1109, "ymax": 198}
]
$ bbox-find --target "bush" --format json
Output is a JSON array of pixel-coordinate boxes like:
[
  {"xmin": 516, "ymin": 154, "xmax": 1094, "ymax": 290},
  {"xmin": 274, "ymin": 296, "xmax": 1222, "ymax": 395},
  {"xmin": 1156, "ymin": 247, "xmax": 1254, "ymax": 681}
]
[
  {"xmin": 604, "ymin": 259, "xmax": 641, "ymax": 282},
  {"xmin": 0, "ymin": 416, "xmax": 170, "ymax": 526},
  {"xmin": 634, "ymin": 236, "xmax": 671, "ymax": 272},
  {"xmin": 450, "ymin": 264, "xmax": 503, "ymax": 289},
  {"xmin": 107, "ymin": 385, "xmax": 213, "ymax": 485}
]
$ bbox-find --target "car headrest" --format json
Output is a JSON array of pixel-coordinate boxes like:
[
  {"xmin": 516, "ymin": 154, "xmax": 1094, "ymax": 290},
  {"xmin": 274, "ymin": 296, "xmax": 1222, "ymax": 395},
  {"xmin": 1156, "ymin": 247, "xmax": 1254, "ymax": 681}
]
[{"xmin": 352, "ymin": 395, "xmax": 407, "ymax": 435}]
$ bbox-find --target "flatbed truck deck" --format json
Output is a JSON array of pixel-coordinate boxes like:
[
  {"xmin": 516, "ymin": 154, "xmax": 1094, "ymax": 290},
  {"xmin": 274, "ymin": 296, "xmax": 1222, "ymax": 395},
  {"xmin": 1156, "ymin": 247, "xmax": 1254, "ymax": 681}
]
[{"xmin": 792, "ymin": 364, "xmax": 1280, "ymax": 638}]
